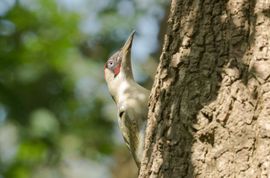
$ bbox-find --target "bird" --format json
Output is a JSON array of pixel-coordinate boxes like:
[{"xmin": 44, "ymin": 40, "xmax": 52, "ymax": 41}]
[{"xmin": 104, "ymin": 31, "xmax": 150, "ymax": 168}]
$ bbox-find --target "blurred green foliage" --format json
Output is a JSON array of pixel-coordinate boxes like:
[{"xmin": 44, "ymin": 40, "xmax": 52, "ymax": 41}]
[
  {"xmin": 0, "ymin": 0, "xmax": 167, "ymax": 177},
  {"xmin": 0, "ymin": 0, "xmax": 115, "ymax": 177}
]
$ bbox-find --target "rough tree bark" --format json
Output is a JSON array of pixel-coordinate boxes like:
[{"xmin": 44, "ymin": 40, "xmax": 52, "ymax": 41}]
[{"xmin": 139, "ymin": 0, "xmax": 270, "ymax": 177}]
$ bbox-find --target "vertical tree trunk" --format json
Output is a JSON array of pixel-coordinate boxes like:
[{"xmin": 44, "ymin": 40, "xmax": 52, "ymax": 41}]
[{"xmin": 139, "ymin": 0, "xmax": 270, "ymax": 177}]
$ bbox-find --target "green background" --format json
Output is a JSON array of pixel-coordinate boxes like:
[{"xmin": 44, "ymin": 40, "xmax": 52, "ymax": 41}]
[{"xmin": 0, "ymin": 0, "xmax": 167, "ymax": 177}]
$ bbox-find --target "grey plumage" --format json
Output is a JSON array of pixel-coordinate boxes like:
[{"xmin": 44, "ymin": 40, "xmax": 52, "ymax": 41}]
[{"xmin": 104, "ymin": 31, "xmax": 149, "ymax": 167}]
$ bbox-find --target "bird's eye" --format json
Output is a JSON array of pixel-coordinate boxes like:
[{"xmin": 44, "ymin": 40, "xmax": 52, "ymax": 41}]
[{"xmin": 108, "ymin": 60, "xmax": 114, "ymax": 67}]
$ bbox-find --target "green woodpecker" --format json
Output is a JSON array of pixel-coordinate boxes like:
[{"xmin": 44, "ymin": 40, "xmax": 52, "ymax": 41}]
[{"xmin": 104, "ymin": 31, "xmax": 150, "ymax": 167}]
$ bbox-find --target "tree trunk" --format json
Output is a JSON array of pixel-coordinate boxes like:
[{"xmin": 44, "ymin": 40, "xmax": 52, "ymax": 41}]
[{"xmin": 139, "ymin": 0, "xmax": 270, "ymax": 177}]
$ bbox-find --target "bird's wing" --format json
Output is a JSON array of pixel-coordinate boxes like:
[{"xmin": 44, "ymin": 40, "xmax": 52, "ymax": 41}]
[{"xmin": 117, "ymin": 107, "xmax": 139, "ymax": 152}]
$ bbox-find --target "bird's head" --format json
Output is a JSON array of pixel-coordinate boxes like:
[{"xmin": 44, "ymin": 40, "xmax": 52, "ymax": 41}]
[{"xmin": 104, "ymin": 31, "xmax": 135, "ymax": 86}]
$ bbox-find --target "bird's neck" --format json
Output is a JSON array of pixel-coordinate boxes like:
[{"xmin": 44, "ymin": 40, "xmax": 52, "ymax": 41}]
[
  {"xmin": 121, "ymin": 52, "xmax": 134, "ymax": 80},
  {"xmin": 121, "ymin": 64, "xmax": 133, "ymax": 80},
  {"xmin": 108, "ymin": 73, "xmax": 134, "ymax": 104}
]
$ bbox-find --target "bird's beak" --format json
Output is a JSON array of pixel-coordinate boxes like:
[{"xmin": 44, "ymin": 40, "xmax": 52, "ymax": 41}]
[
  {"xmin": 122, "ymin": 30, "xmax": 135, "ymax": 54},
  {"xmin": 120, "ymin": 30, "xmax": 135, "ymax": 79}
]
